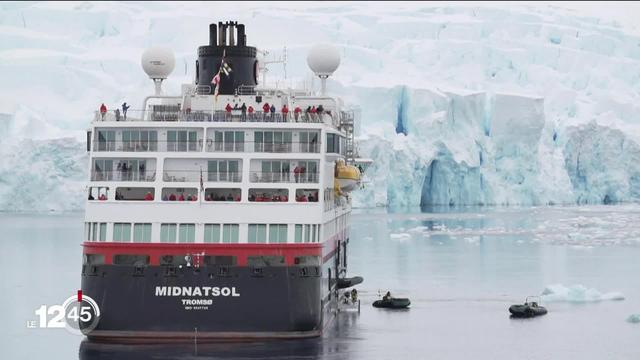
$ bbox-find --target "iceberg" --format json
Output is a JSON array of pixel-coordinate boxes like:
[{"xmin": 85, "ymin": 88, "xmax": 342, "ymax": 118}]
[
  {"xmin": 0, "ymin": 3, "xmax": 639, "ymax": 211},
  {"xmin": 541, "ymin": 284, "xmax": 625, "ymax": 303}
]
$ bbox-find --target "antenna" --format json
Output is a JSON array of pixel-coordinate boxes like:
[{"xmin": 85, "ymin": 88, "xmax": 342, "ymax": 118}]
[{"xmin": 258, "ymin": 47, "xmax": 287, "ymax": 87}]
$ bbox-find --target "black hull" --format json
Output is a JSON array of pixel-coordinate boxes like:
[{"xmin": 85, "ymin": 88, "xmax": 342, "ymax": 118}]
[{"xmin": 81, "ymin": 264, "xmax": 331, "ymax": 341}]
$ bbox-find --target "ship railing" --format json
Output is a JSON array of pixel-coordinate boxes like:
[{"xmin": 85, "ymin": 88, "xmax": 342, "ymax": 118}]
[
  {"xmin": 93, "ymin": 110, "xmax": 334, "ymax": 124},
  {"xmin": 92, "ymin": 140, "xmax": 203, "ymax": 153},
  {"xmin": 162, "ymin": 171, "xmax": 242, "ymax": 183},
  {"xmin": 91, "ymin": 140, "xmax": 320, "ymax": 153},
  {"xmin": 91, "ymin": 170, "xmax": 156, "ymax": 182},
  {"xmin": 205, "ymin": 141, "xmax": 321, "ymax": 154},
  {"xmin": 249, "ymin": 171, "xmax": 319, "ymax": 184}
]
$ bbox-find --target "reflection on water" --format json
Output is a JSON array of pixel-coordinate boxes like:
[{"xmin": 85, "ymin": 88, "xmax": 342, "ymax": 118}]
[
  {"xmin": 79, "ymin": 313, "xmax": 361, "ymax": 360},
  {"xmin": 3, "ymin": 206, "xmax": 640, "ymax": 360}
]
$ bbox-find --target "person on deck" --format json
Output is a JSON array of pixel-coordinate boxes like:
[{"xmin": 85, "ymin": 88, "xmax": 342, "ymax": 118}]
[
  {"xmin": 100, "ymin": 103, "xmax": 107, "ymax": 121},
  {"xmin": 178, "ymin": 194, "xmax": 185, "ymax": 201},
  {"xmin": 293, "ymin": 106, "xmax": 301, "ymax": 122},
  {"xmin": 144, "ymin": 192, "xmax": 153, "ymax": 201},
  {"xmin": 121, "ymin": 102, "xmax": 130, "ymax": 120},
  {"xmin": 310, "ymin": 105, "xmax": 317, "ymax": 121},
  {"xmin": 240, "ymin": 103, "xmax": 247, "ymax": 121},
  {"xmin": 383, "ymin": 291, "xmax": 392, "ymax": 301},
  {"xmin": 281, "ymin": 104, "xmax": 289, "ymax": 121},
  {"xmin": 169, "ymin": 193, "xmax": 176, "ymax": 201},
  {"xmin": 248, "ymin": 105, "xmax": 254, "ymax": 121},
  {"xmin": 262, "ymin": 103, "xmax": 270, "ymax": 121},
  {"xmin": 270, "ymin": 104, "xmax": 276, "ymax": 121}
]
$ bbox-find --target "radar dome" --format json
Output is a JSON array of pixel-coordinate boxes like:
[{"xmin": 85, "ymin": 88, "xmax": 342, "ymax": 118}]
[
  {"xmin": 307, "ymin": 44, "xmax": 340, "ymax": 77},
  {"xmin": 141, "ymin": 47, "xmax": 175, "ymax": 79}
]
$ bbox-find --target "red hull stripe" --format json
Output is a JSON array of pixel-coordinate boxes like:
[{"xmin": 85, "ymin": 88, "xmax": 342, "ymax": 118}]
[{"xmin": 83, "ymin": 242, "xmax": 330, "ymax": 266}]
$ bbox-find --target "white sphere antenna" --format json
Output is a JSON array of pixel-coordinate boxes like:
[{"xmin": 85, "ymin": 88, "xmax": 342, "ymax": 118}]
[
  {"xmin": 141, "ymin": 47, "xmax": 175, "ymax": 95},
  {"xmin": 307, "ymin": 44, "xmax": 340, "ymax": 95}
]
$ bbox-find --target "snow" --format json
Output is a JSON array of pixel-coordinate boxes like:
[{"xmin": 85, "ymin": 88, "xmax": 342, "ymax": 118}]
[
  {"xmin": 1, "ymin": 3, "xmax": 640, "ymax": 211},
  {"xmin": 541, "ymin": 284, "xmax": 625, "ymax": 303}
]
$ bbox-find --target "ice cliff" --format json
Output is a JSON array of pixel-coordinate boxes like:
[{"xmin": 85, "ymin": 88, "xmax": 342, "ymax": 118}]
[{"xmin": 0, "ymin": 2, "xmax": 639, "ymax": 210}]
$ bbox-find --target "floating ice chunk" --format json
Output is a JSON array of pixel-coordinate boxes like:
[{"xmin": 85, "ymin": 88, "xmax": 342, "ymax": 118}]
[
  {"xmin": 389, "ymin": 233, "xmax": 411, "ymax": 241},
  {"xmin": 627, "ymin": 314, "xmax": 640, "ymax": 324},
  {"xmin": 362, "ymin": 236, "xmax": 373, "ymax": 241},
  {"xmin": 407, "ymin": 226, "xmax": 430, "ymax": 233},
  {"xmin": 464, "ymin": 236, "xmax": 480, "ymax": 245},
  {"xmin": 541, "ymin": 284, "xmax": 625, "ymax": 303}
]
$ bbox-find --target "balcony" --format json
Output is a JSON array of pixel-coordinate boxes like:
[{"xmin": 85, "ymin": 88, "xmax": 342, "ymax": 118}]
[
  {"xmin": 93, "ymin": 140, "xmax": 203, "ymax": 153},
  {"xmin": 94, "ymin": 109, "xmax": 332, "ymax": 124},
  {"xmin": 249, "ymin": 171, "xmax": 319, "ymax": 184},
  {"xmin": 91, "ymin": 170, "xmax": 156, "ymax": 182},
  {"xmin": 205, "ymin": 141, "xmax": 320, "ymax": 154},
  {"xmin": 162, "ymin": 170, "xmax": 242, "ymax": 183}
]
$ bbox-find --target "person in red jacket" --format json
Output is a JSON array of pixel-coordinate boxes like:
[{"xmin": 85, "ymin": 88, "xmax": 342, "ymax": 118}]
[
  {"xmin": 178, "ymin": 193, "xmax": 185, "ymax": 201},
  {"xmin": 144, "ymin": 192, "xmax": 154, "ymax": 201},
  {"xmin": 100, "ymin": 103, "xmax": 107, "ymax": 121},
  {"xmin": 281, "ymin": 104, "xmax": 289, "ymax": 121},
  {"xmin": 262, "ymin": 103, "xmax": 270, "ymax": 121},
  {"xmin": 247, "ymin": 105, "xmax": 254, "ymax": 121},
  {"xmin": 293, "ymin": 106, "xmax": 301, "ymax": 122}
]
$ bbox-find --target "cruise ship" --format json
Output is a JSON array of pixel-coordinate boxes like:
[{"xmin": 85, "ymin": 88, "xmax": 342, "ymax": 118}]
[{"xmin": 80, "ymin": 21, "xmax": 365, "ymax": 341}]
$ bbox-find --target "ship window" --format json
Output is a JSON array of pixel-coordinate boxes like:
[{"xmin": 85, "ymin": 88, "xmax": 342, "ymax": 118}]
[
  {"xmin": 91, "ymin": 222, "xmax": 98, "ymax": 241},
  {"xmin": 161, "ymin": 188, "xmax": 198, "ymax": 201},
  {"xmin": 205, "ymin": 188, "xmax": 241, "ymax": 202},
  {"xmin": 160, "ymin": 224, "xmax": 177, "ymax": 243},
  {"xmin": 294, "ymin": 161, "xmax": 318, "ymax": 183},
  {"xmin": 204, "ymin": 224, "xmax": 221, "ymax": 243},
  {"xmin": 298, "ymin": 131, "xmax": 320, "ymax": 153},
  {"xmin": 116, "ymin": 187, "xmax": 154, "ymax": 201},
  {"xmin": 133, "ymin": 223, "xmax": 152, "ymax": 243},
  {"xmin": 248, "ymin": 224, "xmax": 267, "ymax": 243},
  {"xmin": 253, "ymin": 160, "xmax": 291, "ymax": 183},
  {"xmin": 92, "ymin": 159, "xmax": 113, "ymax": 181},
  {"xmin": 222, "ymin": 224, "xmax": 239, "ymax": 243},
  {"xmin": 113, "ymin": 223, "xmax": 132, "ymax": 242},
  {"xmin": 294, "ymin": 256, "xmax": 320, "ymax": 266},
  {"xmin": 167, "ymin": 130, "xmax": 199, "ymax": 152},
  {"xmin": 207, "ymin": 160, "xmax": 241, "ymax": 182},
  {"xmin": 111, "ymin": 159, "xmax": 151, "ymax": 182},
  {"xmin": 218, "ymin": 130, "xmax": 243, "ymax": 152},
  {"xmin": 295, "ymin": 225, "xmax": 303, "ymax": 243},
  {"xmin": 254, "ymin": 131, "xmax": 292, "ymax": 152},
  {"xmin": 326, "ymin": 133, "xmax": 341, "ymax": 154},
  {"xmin": 296, "ymin": 189, "xmax": 319, "ymax": 202},
  {"xmin": 247, "ymin": 256, "xmax": 285, "ymax": 267},
  {"xmin": 312, "ymin": 225, "xmax": 317, "ymax": 243},
  {"xmin": 96, "ymin": 130, "xmax": 115, "ymax": 151},
  {"xmin": 159, "ymin": 255, "xmax": 192, "ymax": 266},
  {"xmin": 99, "ymin": 223, "xmax": 107, "ymax": 242},
  {"xmin": 83, "ymin": 254, "xmax": 105, "ymax": 265},
  {"xmin": 204, "ymin": 256, "xmax": 237, "ymax": 266},
  {"xmin": 269, "ymin": 224, "xmax": 287, "ymax": 243},
  {"xmin": 248, "ymin": 188, "xmax": 288, "ymax": 202},
  {"xmin": 113, "ymin": 254, "xmax": 149, "ymax": 266},
  {"xmin": 305, "ymin": 224, "xmax": 311, "ymax": 243},
  {"xmin": 179, "ymin": 224, "xmax": 196, "ymax": 243},
  {"xmin": 122, "ymin": 130, "xmax": 157, "ymax": 152}
]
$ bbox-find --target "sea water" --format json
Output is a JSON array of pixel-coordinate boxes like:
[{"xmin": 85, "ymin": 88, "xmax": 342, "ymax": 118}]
[{"xmin": 2, "ymin": 206, "xmax": 639, "ymax": 359}]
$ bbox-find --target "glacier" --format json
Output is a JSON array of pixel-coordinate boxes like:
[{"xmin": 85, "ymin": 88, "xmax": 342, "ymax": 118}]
[{"xmin": 1, "ymin": 2, "xmax": 640, "ymax": 211}]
